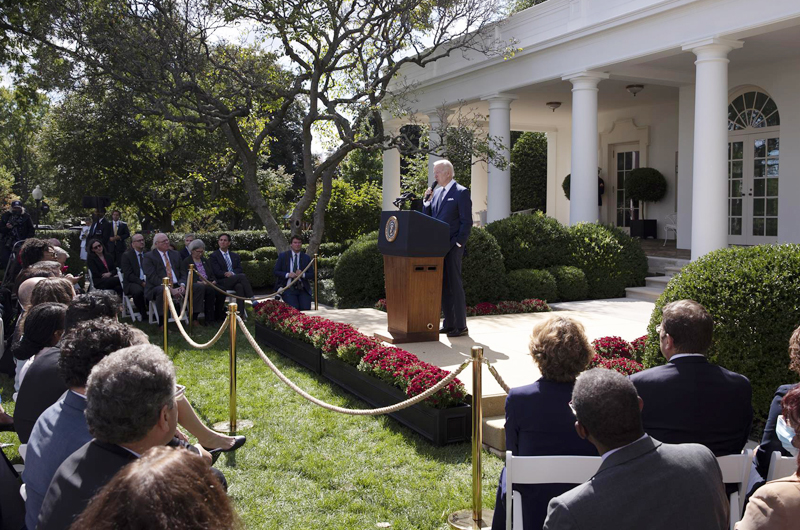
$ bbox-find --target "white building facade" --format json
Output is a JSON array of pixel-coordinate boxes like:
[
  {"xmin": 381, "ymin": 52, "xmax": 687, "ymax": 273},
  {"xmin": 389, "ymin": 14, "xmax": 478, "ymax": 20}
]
[{"xmin": 383, "ymin": 0, "xmax": 800, "ymax": 260}]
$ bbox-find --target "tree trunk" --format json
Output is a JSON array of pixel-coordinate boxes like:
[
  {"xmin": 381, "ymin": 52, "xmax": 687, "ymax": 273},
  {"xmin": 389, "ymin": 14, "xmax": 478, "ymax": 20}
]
[{"xmin": 307, "ymin": 168, "xmax": 335, "ymax": 255}]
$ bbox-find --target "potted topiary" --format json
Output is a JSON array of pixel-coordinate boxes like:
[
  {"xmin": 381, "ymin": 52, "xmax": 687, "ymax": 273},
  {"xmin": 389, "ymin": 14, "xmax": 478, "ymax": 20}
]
[{"xmin": 625, "ymin": 167, "xmax": 667, "ymax": 238}]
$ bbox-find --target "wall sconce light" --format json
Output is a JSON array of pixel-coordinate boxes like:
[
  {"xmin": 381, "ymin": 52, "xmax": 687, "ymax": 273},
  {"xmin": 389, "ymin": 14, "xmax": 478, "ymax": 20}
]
[
  {"xmin": 546, "ymin": 101, "xmax": 562, "ymax": 112},
  {"xmin": 626, "ymin": 84, "xmax": 644, "ymax": 97}
]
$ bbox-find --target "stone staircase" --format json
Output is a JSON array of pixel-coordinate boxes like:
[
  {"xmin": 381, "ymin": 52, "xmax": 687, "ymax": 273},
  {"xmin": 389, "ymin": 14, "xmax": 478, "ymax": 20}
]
[
  {"xmin": 480, "ymin": 395, "xmax": 508, "ymax": 455},
  {"xmin": 625, "ymin": 256, "xmax": 691, "ymax": 302}
]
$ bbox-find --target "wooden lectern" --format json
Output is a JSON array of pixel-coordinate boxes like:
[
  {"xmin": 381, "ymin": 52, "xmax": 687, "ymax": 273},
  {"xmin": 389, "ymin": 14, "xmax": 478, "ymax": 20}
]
[{"xmin": 376, "ymin": 211, "xmax": 450, "ymax": 344}]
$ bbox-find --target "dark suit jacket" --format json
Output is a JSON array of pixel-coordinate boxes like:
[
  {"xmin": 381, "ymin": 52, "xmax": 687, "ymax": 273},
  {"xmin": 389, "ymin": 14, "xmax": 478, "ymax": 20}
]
[
  {"xmin": 86, "ymin": 250, "xmax": 116, "ymax": 280},
  {"xmin": 544, "ymin": 437, "xmax": 728, "ymax": 530},
  {"xmin": 142, "ymin": 248, "xmax": 185, "ymax": 299},
  {"xmin": 493, "ymin": 379, "xmax": 597, "ymax": 530},
  {"xmin": 119, "ymin": 248, "xmax": 147, "ymax": 294},
  {"xmin": 179, "ymin": 247, "xmax": 190, "ymax": 262},
  {"xmin": 422, "ymin": 181, "xmax": 472, "ymax": 248},
  {"xmin": 106, "ymin": 220, "xmax": 129, "ymax": 255},
  {"xmin": 755, "ymin": 383, "xmax": 797, "ymax": 478},
  {"xmin": 274, "ymin": 250, "xmax": 312, "ymax": 294},
  {"xmin": 630, "ymin": 356, "xmax": 753, "ymax": 456},
  {"xmin": 209, "ymin": 249, "xmax": 244, "ymax": 279},
  {"xmin": 37, "ymin": 440, "xmax": 138, "ymax": 530},
  {"xmin": 12, "ymin": 346, "xmax": 66, "ymax": 443},
  {"xmin": 87, "ymin": 219, "xmax": 108, "ymax": 243}
]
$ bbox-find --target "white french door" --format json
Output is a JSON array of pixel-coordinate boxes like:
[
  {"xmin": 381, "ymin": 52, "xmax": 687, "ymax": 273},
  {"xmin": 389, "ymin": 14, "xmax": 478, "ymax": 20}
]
[
  {"xmin": 612, "ymin": 146, "xmax": 640, "ymax": 227},
  {"xmin": 727, "ymin": 132, "xmax": 780, "ymax": 245}
]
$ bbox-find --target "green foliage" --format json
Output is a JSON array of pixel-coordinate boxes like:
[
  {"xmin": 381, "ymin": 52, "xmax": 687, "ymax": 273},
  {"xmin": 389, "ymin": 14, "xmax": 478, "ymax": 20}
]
[
  {"xmin": 462, "ymin": 228, "xmax": 507, "ymax": 305},
  {"xmin": 505, "ymin": 269, "xmax": 557, "ymax": 303},
  {"xmin": 642, "ymin": 245, "xmax": 800, "ymax": 430},
  {"xmin": 308, "ymin": 179, "xmax": 382, "ymax": 243},
  {"xmin": 0, "ymin": 87, "xmax": 47, "ymax": 205},
  {"xmin": 510, "ymin": 132, "xmax": 547, "ymax": 212},
  {"xmin": 568, "ymin": 223, "xmax": 648, "ymax": 299},
  {"xmin": 253, "ymin": 247, "xmax": 279, "ymax": 261},
  {"xmin": 485, "ymin": 212, "xmax": 572, "ymax": 271},
  {"xmin": 548, "ymin": 265, "xmax": 589, "ymax": 302},
  {"xmin": 510, "ymin": 0, "xmax": 551, "ymax": 15},
  {"xmin": 339, "ymin": 147, "xmax": 382, "ymax": 186},
  {"xmin": 240, "ymin": 260, "xmax": 276, "ymax": 289},
  {"xmin": 562, "ymin": 174, "xmax": 571, "ymax": 200},
  {"xmin": 237, "ymin": 250, "xmax": 254, "ymax": 262},
  {"xmin": 334, "ymin": 232, "xmax": 384, "ymax": 308},
  {"xmin": 626, "ymin": 168, "xmax": 667, "ymax": 203}
]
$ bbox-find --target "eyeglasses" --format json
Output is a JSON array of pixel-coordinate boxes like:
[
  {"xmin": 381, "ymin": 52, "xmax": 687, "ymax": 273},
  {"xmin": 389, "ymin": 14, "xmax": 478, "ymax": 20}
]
[
  {"xmin": 92, "ymin": 245, "xmax": 102, "ymax": 250},
  {"xmin": 568, "ymin": 401, "xmax": 577, "ymax": 418},
  {"xmin": 656, "ymin": 324, "xmax": 667, "ymax": 336}
]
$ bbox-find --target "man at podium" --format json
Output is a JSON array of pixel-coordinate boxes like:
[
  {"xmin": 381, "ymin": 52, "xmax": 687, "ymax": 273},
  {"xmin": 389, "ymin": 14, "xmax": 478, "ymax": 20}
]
[{"xmin": 423, "ymin": 159, "xmax": 472, "ymax": 337}]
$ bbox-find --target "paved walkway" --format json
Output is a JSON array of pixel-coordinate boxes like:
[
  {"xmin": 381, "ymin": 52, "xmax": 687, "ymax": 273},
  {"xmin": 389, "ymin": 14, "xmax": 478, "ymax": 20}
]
[{"xmin": 307, "ymin": 298, "xmax": 656, "ymax": 398}]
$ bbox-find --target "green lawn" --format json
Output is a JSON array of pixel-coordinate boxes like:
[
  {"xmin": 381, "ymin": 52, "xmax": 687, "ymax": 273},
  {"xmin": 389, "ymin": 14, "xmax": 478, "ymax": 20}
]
[{"xmin": 1, "ymin": 317, "xmax": 503, "ymax": 529}]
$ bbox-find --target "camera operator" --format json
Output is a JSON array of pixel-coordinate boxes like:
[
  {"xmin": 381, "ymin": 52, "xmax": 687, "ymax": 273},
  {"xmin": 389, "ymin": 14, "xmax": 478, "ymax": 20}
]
[{"xmin": 0, "ymin": 200, "xmax": 35, "ymax": 267}]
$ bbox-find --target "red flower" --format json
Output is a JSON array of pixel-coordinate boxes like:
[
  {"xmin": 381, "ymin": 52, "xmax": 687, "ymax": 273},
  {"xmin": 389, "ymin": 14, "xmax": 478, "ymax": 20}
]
[{"xmin": 591, "ymin": 336, "xmax": 633, "ymax": 360}]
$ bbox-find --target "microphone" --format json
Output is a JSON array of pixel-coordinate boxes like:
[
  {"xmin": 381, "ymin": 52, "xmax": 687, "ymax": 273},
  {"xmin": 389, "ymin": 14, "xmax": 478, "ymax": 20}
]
[{"xmin": 427, "ymin": 180, "xmax": 437, "ymax": 202}]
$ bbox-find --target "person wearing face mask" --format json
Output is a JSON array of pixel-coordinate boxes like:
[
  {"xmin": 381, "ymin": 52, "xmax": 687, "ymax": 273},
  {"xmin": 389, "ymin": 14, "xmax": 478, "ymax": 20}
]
[{"xmin": 736, "ymin": 386, "xmax": 800, "ymax": 530}]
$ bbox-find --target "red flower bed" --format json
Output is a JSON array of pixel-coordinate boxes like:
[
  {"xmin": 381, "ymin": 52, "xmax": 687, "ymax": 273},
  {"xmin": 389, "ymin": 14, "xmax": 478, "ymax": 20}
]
[
  {"xmin": 254, "ymin": 300, "xmax": 467, "ymax": 408},
  {"xmin": 630, "ymin": 335, "xmax": 647, "ymax": 362},
  {"xmin": 588, "ymin": 335, "xmax": 645, "ymax": 375}
]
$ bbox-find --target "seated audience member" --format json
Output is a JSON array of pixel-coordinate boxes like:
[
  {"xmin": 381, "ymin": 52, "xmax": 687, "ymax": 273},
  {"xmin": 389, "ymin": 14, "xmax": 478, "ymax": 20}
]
[
  {"xmin": 630, "ymin": 299, "xmax": 752, "ymax": 456},
  {"xmin": 543, "ymin": 368, "xmax": 728, "ymax": 530},
  {"xmin": 179, "ymin": 233, "xmax": 195, "ymax": 262},
  {"xmin": 37, "ymin": 345, "xmax": 226, "ymax": 530},
  {"xmin": 0, "ymin": 403, "xmax": 12, "ymax": 431},
  {"xmin": 181, "ymin": 239, "xmax": 225, "ymax": 325},
  {"xmin": 19, "ymin": 238, "xmax": 56, "ymax": 269},
  {"xmin": 86, "ymin": 238, "xmax": 122, "ymax": 294},
  {"xmin": 753, "ymin": 324, "xmax": 800, "ymax": 482},
  {"xmin": 13, "ymin": 291, "xmax": 121, "ymax": 443},
  {"xmin": 209, "ymin": 233, "xmax": 254, "ymax": 317},
  {"xmin": 70, "ymin": 446, "xmax": 241, "ymax": 530},
  {"xmin": 30, "ymin": 277, "xmax": 75, "ymax": 307},
  {"xmin": 22, "ymin": 318, "xmax": 145, "ymax": 530},
  {"xmin": 736, "ymin": 386, "xmax": 800, "ymax": 530},
  {"xmin": 13, "ymin": 256, "xmax": 58, "ymax": 298},
  {"xmin": 120, "ymin": 232, "xmax": 148, "ymax": 317},
  {"xmin": 11, "ymin": 302, "xmax": 66, "ymax": 394},
  {"xmin": 143, "ymin": 233, "xmax": 204, "ymax": 327},
  {"xmin": 491, "ymin": 316, "xmax": 596, "ymax": 530},
  {"xmin": 274, "ymin": 235, "xmax": 313, "ymax": 311}
]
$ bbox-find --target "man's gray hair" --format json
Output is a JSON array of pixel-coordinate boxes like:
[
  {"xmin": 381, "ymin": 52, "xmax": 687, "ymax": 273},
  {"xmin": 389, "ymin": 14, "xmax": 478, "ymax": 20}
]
[
  {"xmin": 151, "ymin": 232, "xmax": 169, "ymax": 250},
  {"xmin": 572, "ymin": 368, "xmax": 643, "ymax": 448},
  {"xmin": 188, "ymin": 239, "xmax": 206, "ymax": 252},
  {"xmin": 85, "ymin": 344, "xmax": 176, "ymax": 445},
  {"xmin": 433, "ymin": 159, "xmax": 455, "ymax": 179}
]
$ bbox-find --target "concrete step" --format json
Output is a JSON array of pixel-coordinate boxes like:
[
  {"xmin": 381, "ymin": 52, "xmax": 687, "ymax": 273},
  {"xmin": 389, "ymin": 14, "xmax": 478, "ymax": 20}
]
[
  {"xmin": 483, "ymin": 415, "xmax": 506, "ymax": 453},
  {"xmin": 664, "ymin": 265, "xmax": 685, "ymax": 277},
  {"xmin": 481, "ymin": 394, "xmax": 507, "ymax": 418},
  {"xmin": 625, "ymin": 286, "xmax": 664, "ymax": 302},
  {"xmin": 644, "ymin": 276, "xmax": 671, "ymax": 288}
]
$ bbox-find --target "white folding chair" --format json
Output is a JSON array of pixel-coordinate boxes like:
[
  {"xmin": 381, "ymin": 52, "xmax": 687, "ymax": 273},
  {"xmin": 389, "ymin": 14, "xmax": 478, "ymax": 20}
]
[
  {"xmin": 20, "ymin": 483, "xmax": 26, "ymax": 501},
  {"xmin": 662, "ymin": 212, "xmax": 677, "ymax": 246},
  {"xmin": 148, "ymin": 298, "xmax": 189, "ymax": 325},
  {"xmin": 86, "ymin": 268, "xmax": 96, "ymax": 291},
  {"xmin": 505, "ymin": 452, "xmax": 602, "ymax": 530},
  {"xmin": 18, "ymin": 444, "xmax": 26, "ymax": 462},
  {"xmin": 766, "ymin": 450, "xmax": 797, "ymax": 482},
  {"xmin": 116, "ymin": 268, "xmax": 142, "ymax": 322},
  {"xmin": 717, "ymin": 449, "xmax": 753, "ymax": 530},
  {"xmin": 225, "ymin": 290, "xmax": 248, "ymax": 320}
]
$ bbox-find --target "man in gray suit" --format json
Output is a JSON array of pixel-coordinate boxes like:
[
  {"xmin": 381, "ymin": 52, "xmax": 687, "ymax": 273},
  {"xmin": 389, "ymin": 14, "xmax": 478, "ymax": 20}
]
[
  {"xmin": 143, "ymin": 232, "xmax": 204, "ymax": 327},
  {"xmin": 543, "ymin": 368, "xmax": 728, "ymax": 530}
]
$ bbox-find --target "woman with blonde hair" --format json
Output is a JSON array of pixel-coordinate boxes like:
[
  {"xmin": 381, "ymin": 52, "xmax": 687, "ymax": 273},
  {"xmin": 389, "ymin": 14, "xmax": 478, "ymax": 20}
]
[{"xmin": 491, "ymin": 315, "xmax": 597, "ymax": 530}]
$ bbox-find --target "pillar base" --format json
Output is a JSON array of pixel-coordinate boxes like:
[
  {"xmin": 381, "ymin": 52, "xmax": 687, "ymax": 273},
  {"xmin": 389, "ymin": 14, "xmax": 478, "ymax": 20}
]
[
  {"xmin": 447, "ymin": 509, "xmax": 494, "ymax": 530},
  {"xmin": 212, "ymin": 419, "xmax": 254, "ymax": 434}
]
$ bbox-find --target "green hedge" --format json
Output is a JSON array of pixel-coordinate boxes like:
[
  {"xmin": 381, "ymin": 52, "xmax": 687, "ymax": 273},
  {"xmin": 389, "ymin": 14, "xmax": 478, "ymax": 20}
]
[
  {"xmin": 642, "ymin": 244, "xmax": 800, "ymax": 431},
  {"xmin": 334, "ymin": 232, "xmax": 385, "ymax": 308},
  {"xmin": 486, "ymin": 212, "xmax": 572, "ymax": 271},
  {"xmin": 548, "ymin": 265, "xmax": 589, "ymax": 302},
  {"xmin": 462, "ymin": 228, "xmax": 507, "ymax": 306},
  {"xmin": 567, "ymin": 223, "xmax": 648, "ymax": 299},
  {"xmin": 241, "ymin": 260, "xmax": 276, "ymax": 289},
  {"xmin": 505, "ymin": 269, "xmax": 557, "ymax": 302},
  {"xmin": 237, "ymin": 250, "xmax": 255, "ymax": 262}
]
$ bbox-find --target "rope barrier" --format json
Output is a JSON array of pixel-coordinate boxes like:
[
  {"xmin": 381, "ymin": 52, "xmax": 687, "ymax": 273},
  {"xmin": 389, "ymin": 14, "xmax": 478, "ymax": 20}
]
[
  {"xmin": 166, "ymin": 294, "xmax": 232, "ymax": 349},
  {"xmin": 236, "ymin": 315, "xmax": 472, "ymax": 415},
  {"xmin": 194, "ymin": 256, "xmax": 316, "ymax": 302},
  {"xmin": 483, "ymin": 359, "xmax": 511, "ymax": 394}
]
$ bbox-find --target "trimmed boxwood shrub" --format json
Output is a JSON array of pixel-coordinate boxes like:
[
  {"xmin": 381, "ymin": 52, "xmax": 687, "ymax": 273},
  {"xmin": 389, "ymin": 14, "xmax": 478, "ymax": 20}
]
[
  {"xmin": 237, "ymin": 250, "xmax": 254, "ymax": 262},
  {"xmin": 642, "ymin": 244, "xmax": 800, "ymax": 431},
  {"xmin": 253, "ymin": 247, "xmax": 279, "ymax": 261},
  {"xmin": 505, "ymin": 269, "xmax": 557, "ymax": 303},
  {"xmin": 548, "ymin": 265, "xmax": 588, "ymax": 301},
  {"xmin": 568, "ymin": 223, "xmax": 648, "ymax": 299},
  {"xmin": 334, "ymin": 231, "xmax": 385, "ymax": 308},
  {"xmin": 485, "ymin": 212, "xmax": 572, "ymax": 271},
  {"xmin": 241, "ymin": 260, "xmax": 276, "ymax": 289},
  {"xmin": 462, "ymin": 228, "xmax": 507, "ymax": 306}
]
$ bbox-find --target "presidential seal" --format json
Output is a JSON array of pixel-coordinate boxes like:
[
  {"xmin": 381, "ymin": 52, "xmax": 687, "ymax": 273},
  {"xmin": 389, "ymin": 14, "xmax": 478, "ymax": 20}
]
[{"xmin": 384, "ymin": 215, "xmax": 399, "ymax": 242}]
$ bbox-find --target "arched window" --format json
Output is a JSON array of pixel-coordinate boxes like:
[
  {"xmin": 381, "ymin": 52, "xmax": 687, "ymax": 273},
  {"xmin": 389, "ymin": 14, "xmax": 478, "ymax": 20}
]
[{"xmin": 728, "ymin": 91, "xmax": 780, "ymax": 130}]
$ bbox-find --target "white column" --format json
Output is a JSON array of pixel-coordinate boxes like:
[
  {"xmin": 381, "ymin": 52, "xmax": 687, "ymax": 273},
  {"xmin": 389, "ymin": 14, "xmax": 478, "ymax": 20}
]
[
  {"xmin": 382, "ymin": 146, "xmax": 401, "ymax": 211},
  {"xmin": 563, "ymin": 71, "xmax": 608, "ymax": 225},
  {"xmin": 482, "ymin": 94, "xmax": 516, "ymax": 223},
  {"xmin": 682, "ymin": 38, "xmax": 742, "ymax": 260},
  {"xmin": 427, "ymin": 113, "xmax": 444, "ymax": 186},
  {"xmin": 471, "ymin": 152, "xmax": 488, "ymax": 225}
]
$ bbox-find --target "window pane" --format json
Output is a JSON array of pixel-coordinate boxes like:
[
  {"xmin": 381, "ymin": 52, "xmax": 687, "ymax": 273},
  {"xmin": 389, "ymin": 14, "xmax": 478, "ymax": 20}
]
[
  {"xmin": 617, "ymin": 189, "xmax": 625, "ymax": 205},
  {"xmin": 732, "ymin": 161, "xmax": 743, "ymax": 178},
  {"xmin": 617, "ymin": 210, "xmax": 624, "ymax": 226},
  {"xmin": 766, "ymin": 218, "xmax": 778, "ymax": 237},
  {"xmin": 732, "ymin": 95, "xmax": 745, "ymax": 115},
  {"xmin": 753, "ymin": 218, "xmax": 765, "ymax": 236},
  {"xmin": 617, "ymin": 172, "xmax": 625, "ymax": 188},
  {"xmin": 768, "ymin": 138, "xmax": 779, "ymax": 156},
  {"xmin": 731, "ymin": 180, "xmax": 742, "ymax": 197},
  {"xmin": 732, "ymin": 142, "xmax": 743, "ymax": 160},
  {"xmin": 617, "ymin": 153, "xmax": 624, "ymax": 171},
  {"xmin": 767, "ymin": 178, "xmax": 779, "ymax": 196},
  {"xmin": 625, "ymin": 152, "xmax": 632, "ymax": 170},
  {"xmin": 766, "ymin": 112, "xmax": 780, "ymax": 127},
  {"xmin": 731, "ymin": 217, "xmax": 742, "ymax": 235},
  {"xmin": 754, "ymin": 92, "xmax": 768, "ymax": 112},
  {"xmin": 732, "ymin": 199, "xmax": 742, "ymax": 217},
  {"xmin": 761, "ymin": 98, "xmax": 777, "ymax": 117},
  {"xmin": 744, "ymin": 92, "xmax": 755, "ymax": 110},
  {"xmin": 767, "ymin": 161, "xmax": 779, "ymax": 177},
  {"xmin": 753, "ymin": 160, "xmax": 765, "ymax": 178},
  {"xmin": 754, "ymin": 140, "xmax": 765, "ymax": 158},
  {"xmin": 754, "ymin": 179, "xmax": 765, "ymax": 197},
  {"xmin": 766, "ymin": 198, "xmax": 778, "ymax": 216},
  {"xmin": 753, "ymin": 198, "xmax": 765, "ymax": 217}
]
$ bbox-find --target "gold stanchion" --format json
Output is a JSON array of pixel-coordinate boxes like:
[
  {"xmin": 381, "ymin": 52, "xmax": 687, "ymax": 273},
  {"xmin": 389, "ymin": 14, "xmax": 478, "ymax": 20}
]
[
  {"xmin": 213, "ymin": 303, "xmax": 253, "ymax": 434},
  {"xmin": 448, "ymin": 346, "xmax": 493, "ymax": 529},
  {"xmin": 314, "ymin": 253, "xmax": 319, "ymax": 310},
  {"xmin": 162, "ymin": 278, "xmax": 170, "ymax": 355},
  {"xmin": 187, "ymin": 264, "xmax": 195, "ymax": 335}
]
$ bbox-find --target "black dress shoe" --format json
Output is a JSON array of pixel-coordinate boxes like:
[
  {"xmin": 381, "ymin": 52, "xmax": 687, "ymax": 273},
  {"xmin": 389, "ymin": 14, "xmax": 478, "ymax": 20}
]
[
  {"xmin": 203, "ymin": 435, "xmax": 247, "ymax": 456},
  {"xmin": 439, "ymin": 327, "xmax": 455, "ymax": 334},
  {"xmin": 447, "ymin": 327, "xmax": 469, "ymax": 338}
]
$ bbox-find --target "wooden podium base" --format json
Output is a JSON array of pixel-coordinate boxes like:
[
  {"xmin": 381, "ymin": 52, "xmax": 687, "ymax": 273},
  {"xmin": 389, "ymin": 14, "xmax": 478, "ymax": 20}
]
[{"xmin": 374, "ymin": 328, "xmax": 439, "ymax": 344}]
